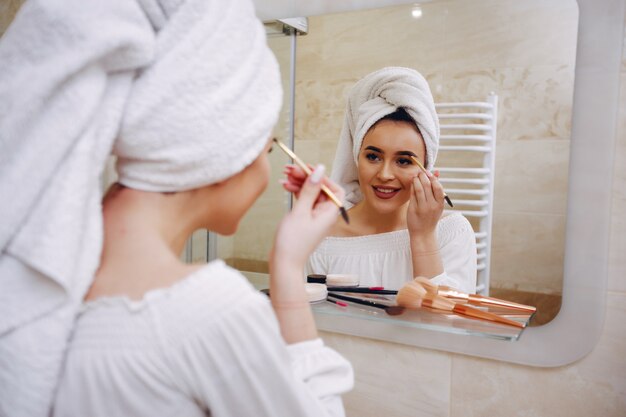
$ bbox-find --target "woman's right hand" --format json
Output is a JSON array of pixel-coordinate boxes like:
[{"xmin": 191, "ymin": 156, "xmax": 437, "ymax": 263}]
[{"xmin": 269, "ymin": 165, "xmax": 344, "ymax": 344}]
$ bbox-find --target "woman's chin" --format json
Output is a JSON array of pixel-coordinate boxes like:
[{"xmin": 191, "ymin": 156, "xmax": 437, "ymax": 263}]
[
  {"xmin": 368, "ymin": 197, "xmax": 405, "ymax": 214},
  {"xmin": 212, "ymin": 221, "xmax": 239, "ymax": 236}
]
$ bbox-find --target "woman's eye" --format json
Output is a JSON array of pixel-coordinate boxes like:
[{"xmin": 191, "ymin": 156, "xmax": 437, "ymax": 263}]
[
  {"xmin": 397, "ymin": 157, "xmax": 412, "ymax": 166},
  {"xmin": 365, "ymin": 153, "xmax": 380, "ymax": 162}
]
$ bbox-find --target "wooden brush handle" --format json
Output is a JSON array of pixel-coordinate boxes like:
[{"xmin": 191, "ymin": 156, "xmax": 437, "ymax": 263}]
[
  {"xmin": 468, "ymin": 295, "xmax": 536, "ymax": 312},
  {"xmin": 409, "ymin": 155, "xmax": 452, "ymax": 207},
  {"xmin": 452, "ymin": 304, "xmax": 525, "ymax": 328},
  {"xmin": 274, "ymin": 138, "xmax": 344, "ymax": 208}
]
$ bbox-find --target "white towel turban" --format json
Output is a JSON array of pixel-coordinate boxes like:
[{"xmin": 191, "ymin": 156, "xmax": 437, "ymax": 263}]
[
  {"xmin": 330, "ymin": 67, "xmax": 439, "ymax": 209},
  {"xmin": 115, "ymin": 1, "xmax": 281, "ymax": 191},
  {"xmin": 0, "ymin": 0, "xmax": 281, "ymax": 415}
]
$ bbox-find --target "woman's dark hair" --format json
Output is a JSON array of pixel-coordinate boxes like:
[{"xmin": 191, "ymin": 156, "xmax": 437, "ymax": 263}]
[
  {"xmin": 378, "ymin": 107, "xmax": 416, "ymax": 125},
  {"xmin": 373, "ymin": 107, "xmax": 427, "ymax": 166}
]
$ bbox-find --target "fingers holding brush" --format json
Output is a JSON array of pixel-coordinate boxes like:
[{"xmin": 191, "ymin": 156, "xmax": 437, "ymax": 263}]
[
  {"xmin": 273, "ymin": 165, "xmax": 345, "ymax": 267},
  {"xmin": 430, "ymin": 172, "xmax": 446, "ymax": 205},
  {"xmin": 280, "ymin": 164, "xmax": 313, "ymax": 198},
  {"xmin": 407, "ymin": 171, "xmax": 444, "ymax": 235},
  {"xmin": 294, "ymin": 165, "xmax": 345, "ymax": 219},
  {"xmin": 272, "ymin": 138, "xmax": 349, "ymax": 224},
  {"xmin": 280, "ymin": 163, "xmax": 338, "ymax": 204},
  {"xmin": 417, "ymin": 171, "xmax": 444, "ymax": 211},
  {"xmin": 410, "ymin": 155, "xmax": 452, "ymax": 207}
]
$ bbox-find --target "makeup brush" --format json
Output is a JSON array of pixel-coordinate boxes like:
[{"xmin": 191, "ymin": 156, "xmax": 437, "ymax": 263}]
[
  {"xmin": 395, "ymin": 280, "xmax": 428, "ymax": 309},
  {"xmin": 413, "ymin": 277, "xmax": 536, "ymax": 312},
  {"xmin": 327, "ymin": 287, "xmax": 398, "ymax": 295},
  {"xmin": 273, "ymin": 138, "xmax": 349, "ymax": 224},
  {"xmin": 397, "ymin": 281, "xmax": 525, "ymax": 328},
  {"xmin": 327, "ymin": 293, "xmax": 404, "ymax": 316},
  {"xmin": 327, "ymin": 298, "xmax": 348, "ymax": 308},
  {"xmin": 409, "ymin": 155, "xmax": 453, "ymax": 208}
]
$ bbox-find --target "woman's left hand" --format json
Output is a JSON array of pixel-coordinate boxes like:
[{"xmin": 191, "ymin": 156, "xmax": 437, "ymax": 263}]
[{"xmin": 407, "ymin": 170, "xmax": 445, "ymax": 239}]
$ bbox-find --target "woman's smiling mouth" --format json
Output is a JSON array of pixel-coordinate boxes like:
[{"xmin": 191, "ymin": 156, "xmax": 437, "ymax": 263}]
[{"xmin": 372, "ymin": 185, "xmax": 401, "ymax": 199}]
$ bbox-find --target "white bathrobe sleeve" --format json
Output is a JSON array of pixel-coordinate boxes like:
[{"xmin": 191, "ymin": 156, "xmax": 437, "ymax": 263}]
[
  {"xmin": 166, "ymin": 290, "xmax": 353, "ymax": 417},
  {"xmin": 429, "ymin": 213, "xmax": 478, "ymax": 294}
]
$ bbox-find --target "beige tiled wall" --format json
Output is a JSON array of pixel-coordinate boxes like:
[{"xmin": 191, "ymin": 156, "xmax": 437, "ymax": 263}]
[{"xmin": 294, "ymin": 0, "xmax": 577, "ymax": 296}]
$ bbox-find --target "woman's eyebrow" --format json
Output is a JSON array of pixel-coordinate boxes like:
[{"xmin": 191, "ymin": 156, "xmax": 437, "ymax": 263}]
[
  {"xmin": 364, "ymin": 147, "xmax": 418, "ymax": 158},
  {"xmin": 364, "ymin": 145, "xmax": 383, "ymax": 153}
]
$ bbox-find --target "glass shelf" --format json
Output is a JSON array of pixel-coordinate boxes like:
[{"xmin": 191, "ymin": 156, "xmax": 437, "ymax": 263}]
[
  {"xmin": 312, "ymin": 298, "xmax": 532, "ymax": 341},
  {"xmin": 249, "ymin": 274, "xmax": 531, "ymax": 342}
]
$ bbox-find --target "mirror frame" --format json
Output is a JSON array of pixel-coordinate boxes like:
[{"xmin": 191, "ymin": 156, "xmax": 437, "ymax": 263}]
[{"xmin": 253, "ymin": 0, "xmax": 624, "ymax": 367}]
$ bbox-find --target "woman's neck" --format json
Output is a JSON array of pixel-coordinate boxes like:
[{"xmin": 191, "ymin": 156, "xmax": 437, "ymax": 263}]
[
  {"xmin": 86, "ymin": 187, "xmax": 202, "ymax": 301},
  {"xmin": 346, "ymin": 200, "xmax": 408, "ymax": 236}
]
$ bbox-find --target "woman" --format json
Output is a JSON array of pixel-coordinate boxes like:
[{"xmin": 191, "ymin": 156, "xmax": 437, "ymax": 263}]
[
  {"xmin": 53, "ymin": 145, "xmax": 353, "ymax": 417},
  {"xmin": 0, "ymin": 0, "xmax": 352, "ymax": 415},
  {"xmin": 287, "ymin": 67, "xmax": 477, "ymax": 292}
]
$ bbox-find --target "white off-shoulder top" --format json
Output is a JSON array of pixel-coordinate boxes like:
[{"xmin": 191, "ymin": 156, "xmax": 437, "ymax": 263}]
[
  {"xmin": 53, "ymin": 260, "xmax": 353, "ymax": 417},
  {"xmin": 306, "ymin": 212, "xmax": 477, "ymax": 293}
]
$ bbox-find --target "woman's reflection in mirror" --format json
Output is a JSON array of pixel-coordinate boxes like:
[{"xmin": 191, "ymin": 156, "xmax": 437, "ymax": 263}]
[{"xmin": 290, "ymin": 67, "xmax": 477, "ymax": 292}]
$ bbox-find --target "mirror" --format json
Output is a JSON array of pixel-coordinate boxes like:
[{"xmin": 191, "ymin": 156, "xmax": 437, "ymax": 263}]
[
  {"xmin": 212, "ymin": 0, "xmax": 577, "ymax": 327},
  {"xmin": 250, "ymin": 0, "xmax": 622, "ymax": 367},
  {"xmin": 293, "ymin": 0, "xmax": 578, "ymax": 327}
]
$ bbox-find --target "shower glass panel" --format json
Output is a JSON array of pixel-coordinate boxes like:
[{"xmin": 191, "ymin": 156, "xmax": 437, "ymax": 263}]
[{"xmin": 186, "ymin": 23, "xmax": 299, "ymax": 290}]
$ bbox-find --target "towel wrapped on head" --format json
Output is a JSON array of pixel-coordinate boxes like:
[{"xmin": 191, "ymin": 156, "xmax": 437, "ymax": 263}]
[
  {"xmin": 0, "ymin": 0, "xmax": 281, "ymax": 415},
  {"xmin": 115, "ymin": 0, "xmax": 281, "ymax": 191},
  {"xmin": 330, "ymin": 67, "xmax": 440, "ymax": 209}
]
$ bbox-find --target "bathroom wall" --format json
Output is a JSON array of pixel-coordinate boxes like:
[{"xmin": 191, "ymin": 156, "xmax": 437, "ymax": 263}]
[
  {"xmin": 294, "ymin": 0, "xmax": 577, "ymax": 297},
  {"xmin": 317, "ymin": 5, "xmax": 626, "ymax": 415}
]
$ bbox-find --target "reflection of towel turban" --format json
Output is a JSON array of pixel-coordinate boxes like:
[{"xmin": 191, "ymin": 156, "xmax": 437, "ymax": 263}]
[
  {"xmin": 0, "ymin": 0, "xmax": 281, "ymax": 415},
  {"xmin": 330, "ymin": 67, "xmax": 439, "ymax": 208}
]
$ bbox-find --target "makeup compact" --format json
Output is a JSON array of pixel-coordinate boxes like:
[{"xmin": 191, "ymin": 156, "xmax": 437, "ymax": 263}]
[
  {"xmin": 308, "ymin": 273, "xmax": 360, "ymax": 287},
  {"xmin": 305, "ymin": 283, "xmax": 328, "ymax": 303},
  {"xmin": 326, "ymin": 273, "xmax": 359, "ymax": 287},
  {"xmin": 307, "ymin": 274, "xmax": 327, "ymax": 284},
  {"xmin": 261, "ymin": 283, "xmax": 328, "ymax": 304}
]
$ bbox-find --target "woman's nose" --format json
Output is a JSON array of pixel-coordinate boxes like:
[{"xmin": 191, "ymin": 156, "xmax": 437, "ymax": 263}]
[{"xmin": 377, "ymin": 162, "xmax": 395, "ymax": 181}]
